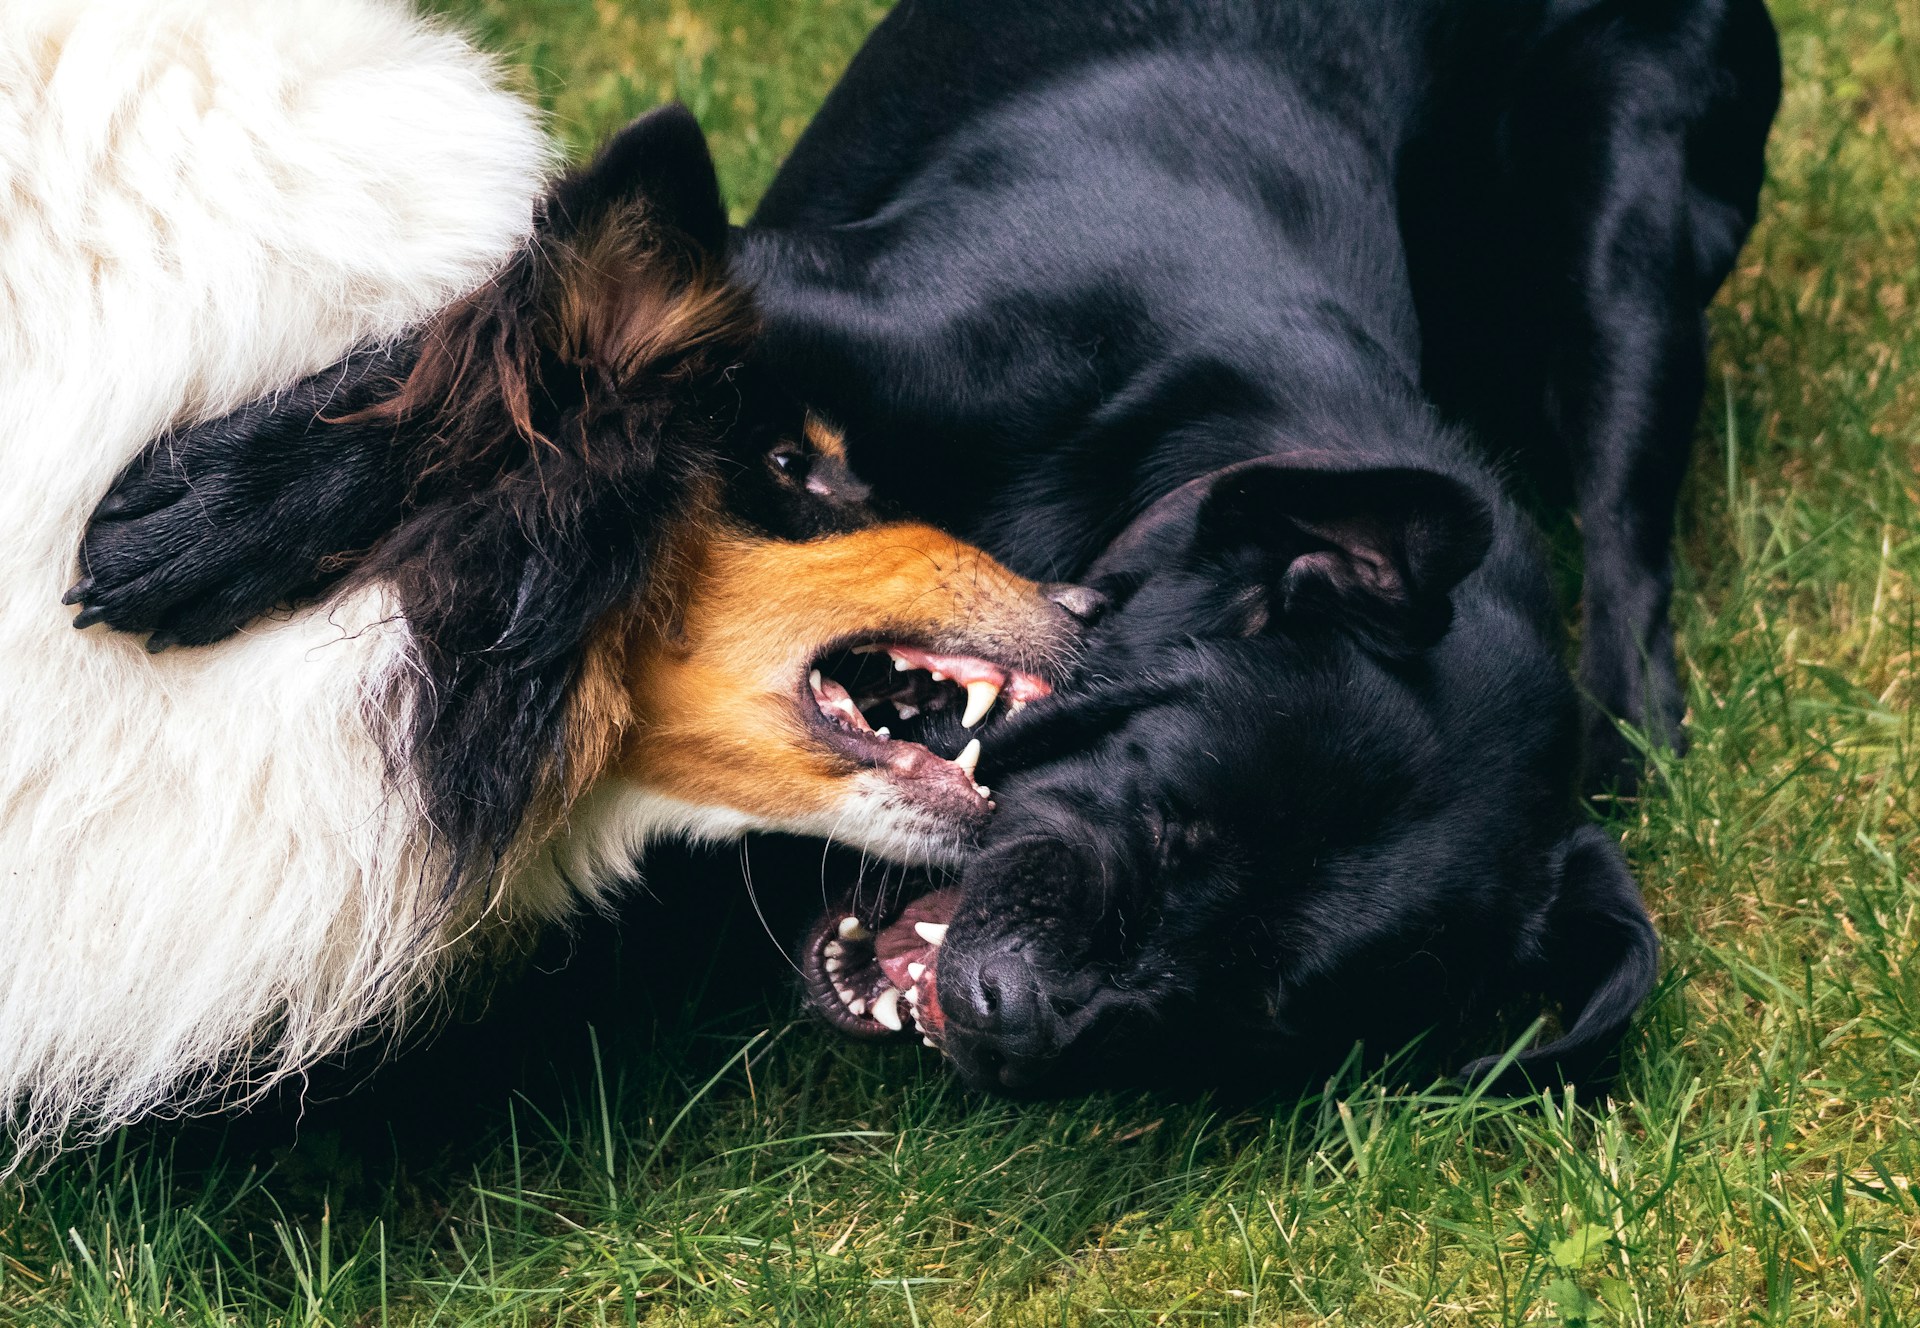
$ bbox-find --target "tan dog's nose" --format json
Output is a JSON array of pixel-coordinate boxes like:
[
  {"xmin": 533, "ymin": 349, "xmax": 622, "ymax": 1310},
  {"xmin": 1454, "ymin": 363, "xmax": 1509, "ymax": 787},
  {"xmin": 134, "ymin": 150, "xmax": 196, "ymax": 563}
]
[{"xmin": 1043, "ymin": 584, "xmax": 1108, "ymax": 625}]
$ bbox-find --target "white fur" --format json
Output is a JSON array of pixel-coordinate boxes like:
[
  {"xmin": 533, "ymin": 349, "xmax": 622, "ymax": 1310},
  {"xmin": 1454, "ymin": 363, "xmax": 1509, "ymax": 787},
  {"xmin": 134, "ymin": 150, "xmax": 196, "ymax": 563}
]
[
  {"xmin": 0, "ymin": 0, "xmax": 956, "ymax": 1167},
  {"xmin": 0, "ymin": 0, "xmax": 552, "ymax": 1161},
  {"xmin": 530, "ymin": 778, "xmax": 963, "ymax": 924}
]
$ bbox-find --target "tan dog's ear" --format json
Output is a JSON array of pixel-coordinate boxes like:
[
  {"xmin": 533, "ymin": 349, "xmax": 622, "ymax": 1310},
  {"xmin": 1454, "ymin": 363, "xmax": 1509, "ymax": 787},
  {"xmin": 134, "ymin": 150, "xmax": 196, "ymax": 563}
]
[
  {"xmin": 374, "ymin": 101, "xmax": 748, "ymax": 476},
  {"xmin": 337, "ymin": 108, "xmax": 755, "ymax": 888},
  {"xmin": 548, "ymin": 102, "xmax": 729, "ymax": 259}
]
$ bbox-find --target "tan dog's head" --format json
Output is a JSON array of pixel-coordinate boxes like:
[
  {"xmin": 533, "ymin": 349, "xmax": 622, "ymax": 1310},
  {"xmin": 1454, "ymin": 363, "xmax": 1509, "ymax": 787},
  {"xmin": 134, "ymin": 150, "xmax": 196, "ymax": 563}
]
[
  {"xmin": 345, "ymin": 106, "xmax": 1101, "ymax": 873},
  {"xmin": 79, "ymin": 104, "xmax": 1101, "ymax": 883},
  {"xmin": 570, "ymin": 418, "xmax": 1101, "ymax": 863}
]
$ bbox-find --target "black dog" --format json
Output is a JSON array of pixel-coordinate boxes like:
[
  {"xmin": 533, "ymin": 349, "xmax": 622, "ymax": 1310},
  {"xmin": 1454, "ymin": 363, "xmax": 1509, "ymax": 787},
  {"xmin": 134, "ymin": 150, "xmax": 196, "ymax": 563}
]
[
  {"xmin": 749, "ymin": 0, "xmax": 1779, "ymax": 1091},
  {"xmin": 75, "ymin": 0, "xmax": 1779, "ymax": 1095}
]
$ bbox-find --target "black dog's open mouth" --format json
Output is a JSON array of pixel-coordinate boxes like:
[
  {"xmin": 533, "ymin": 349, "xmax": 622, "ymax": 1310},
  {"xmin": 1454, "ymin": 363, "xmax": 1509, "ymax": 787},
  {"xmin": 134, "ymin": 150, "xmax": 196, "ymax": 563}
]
[
  {"xmin": 802, "ymin": 643, "xmax": 1049, "ymax": 814},
  {"xmin": 801, "ymin": 887, "xmax": 959, "ymax": 1046}
]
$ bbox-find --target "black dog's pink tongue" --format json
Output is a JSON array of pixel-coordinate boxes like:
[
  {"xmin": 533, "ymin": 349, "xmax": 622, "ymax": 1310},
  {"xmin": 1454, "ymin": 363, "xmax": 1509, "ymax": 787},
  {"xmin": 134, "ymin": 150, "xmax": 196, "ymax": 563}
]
[{"xmin": 875, "ymin": 888, "xmax": 960, "ymax": 1037}]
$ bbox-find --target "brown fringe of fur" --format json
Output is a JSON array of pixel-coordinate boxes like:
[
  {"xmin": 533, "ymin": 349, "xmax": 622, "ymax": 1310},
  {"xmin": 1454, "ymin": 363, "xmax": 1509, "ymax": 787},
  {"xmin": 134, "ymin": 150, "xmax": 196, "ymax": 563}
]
[
  {"xmin": 349, "ymin": 200, "xmax": 756, "ymax": 490},
  {"xmin": 335, "ymin": 185, "xmax": 761, "ymax": 886}
]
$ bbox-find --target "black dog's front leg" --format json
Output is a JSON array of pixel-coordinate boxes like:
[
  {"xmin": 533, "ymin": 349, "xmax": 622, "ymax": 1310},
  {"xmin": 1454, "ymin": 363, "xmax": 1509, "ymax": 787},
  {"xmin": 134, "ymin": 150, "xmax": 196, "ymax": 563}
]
[
  {"xmin": 1549, "ymin": 153, "xmax": 1711, "ymax": 788},
  {"xmin": 1543, "ymin": 1, "xmax": 1778, "ymax": 792},
  {"xmin": 68, "ymin": 349, "xmax": 414, "ymax": 649},
  {"xmin": 1412, "ymin": 0, "xmax": 1778, "ymax": 793}
]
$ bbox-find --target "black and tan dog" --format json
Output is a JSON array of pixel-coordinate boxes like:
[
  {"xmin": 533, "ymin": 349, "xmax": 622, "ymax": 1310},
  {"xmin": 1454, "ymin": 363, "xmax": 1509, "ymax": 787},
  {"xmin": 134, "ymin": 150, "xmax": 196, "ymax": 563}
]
[{"xmin": 78, "ymin": 1, "xmax": 1780, "ymax": 1098}]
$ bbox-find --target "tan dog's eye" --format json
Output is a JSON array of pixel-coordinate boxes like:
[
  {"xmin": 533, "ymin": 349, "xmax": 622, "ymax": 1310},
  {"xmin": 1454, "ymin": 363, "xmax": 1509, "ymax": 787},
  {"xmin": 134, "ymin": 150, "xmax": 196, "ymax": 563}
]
[{"xmin": 769, "ymin": 445, "xmax": 810, "ymax": 482}]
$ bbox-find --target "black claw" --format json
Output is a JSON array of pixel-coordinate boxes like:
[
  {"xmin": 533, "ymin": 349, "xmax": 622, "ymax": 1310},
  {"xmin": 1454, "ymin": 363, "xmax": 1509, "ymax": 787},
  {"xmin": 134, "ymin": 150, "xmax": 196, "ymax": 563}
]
[
  {"xmin": 61, "ymin": 578, "xmax": 94, "ymax": 606},
  {"xmin": 70, "ymin": 605, "xmax": 107, "ymax": 630}
]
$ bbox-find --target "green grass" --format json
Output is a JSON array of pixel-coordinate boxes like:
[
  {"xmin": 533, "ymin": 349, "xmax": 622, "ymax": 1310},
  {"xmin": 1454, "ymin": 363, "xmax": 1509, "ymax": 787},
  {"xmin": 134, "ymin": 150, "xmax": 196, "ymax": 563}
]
[{"xmin": 7, "ymin": 0, "xmax": 1919, "ymax": 1322}]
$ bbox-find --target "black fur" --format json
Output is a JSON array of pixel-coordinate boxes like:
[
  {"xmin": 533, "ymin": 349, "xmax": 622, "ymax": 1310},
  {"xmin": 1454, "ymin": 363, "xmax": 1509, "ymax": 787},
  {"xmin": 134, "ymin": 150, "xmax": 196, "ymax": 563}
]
[{"xmin": 736, "ymin": 0, "xmax": 1776, "ymax": 1091}]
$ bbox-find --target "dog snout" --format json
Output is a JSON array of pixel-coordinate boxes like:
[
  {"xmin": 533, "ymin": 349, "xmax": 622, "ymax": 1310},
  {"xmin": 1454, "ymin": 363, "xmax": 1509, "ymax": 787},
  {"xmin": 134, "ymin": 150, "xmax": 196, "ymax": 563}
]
[
  {"xmin": 1044, "ymin": 582, "xmax": 1108, "ymax": 626},
  {"xmin": 939, "ymin": 935, "xmax": 1081, "ymax": 1090}
]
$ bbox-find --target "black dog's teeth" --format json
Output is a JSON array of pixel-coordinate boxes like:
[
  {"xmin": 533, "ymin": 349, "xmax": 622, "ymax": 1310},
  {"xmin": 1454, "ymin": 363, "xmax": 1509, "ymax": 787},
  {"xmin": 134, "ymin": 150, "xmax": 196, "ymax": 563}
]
[{"xmin": 822, "ymin": 916, "xmax": 906, "ymax": 1030}]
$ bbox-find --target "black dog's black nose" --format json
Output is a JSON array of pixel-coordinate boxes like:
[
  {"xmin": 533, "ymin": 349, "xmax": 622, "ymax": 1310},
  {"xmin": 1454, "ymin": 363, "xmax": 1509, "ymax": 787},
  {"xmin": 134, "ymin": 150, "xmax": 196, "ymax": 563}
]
[
  {"xmin": 973, "ymin": 951, "xmax": 1045, "ymax": 1040},
  {"xmin": 1045, "ymin": 583, "xmax": 1109, "ymax": 625},
  {"xmin": 945, "ymin": 942, "xmax": 1059, "ymax": 1078}
]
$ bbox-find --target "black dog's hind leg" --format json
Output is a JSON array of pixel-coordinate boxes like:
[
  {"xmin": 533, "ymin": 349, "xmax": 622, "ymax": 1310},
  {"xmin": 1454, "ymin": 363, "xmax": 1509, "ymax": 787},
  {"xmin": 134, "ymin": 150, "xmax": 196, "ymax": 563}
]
[
  {"xmin": 68, "ymin": 347, "xmax": 415, "ymax": 649},
  {"xmin": 1411, "ymin": 0, "xmax": 1779, "ymax": 793}
]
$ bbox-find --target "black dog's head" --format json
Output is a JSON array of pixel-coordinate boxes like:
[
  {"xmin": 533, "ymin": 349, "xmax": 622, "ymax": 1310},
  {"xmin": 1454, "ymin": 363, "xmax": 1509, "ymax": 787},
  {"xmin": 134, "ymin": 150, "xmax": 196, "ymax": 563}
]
[{"xmin": 801, "ymin": 455, "xmax": 1658, "ymax": 1095}]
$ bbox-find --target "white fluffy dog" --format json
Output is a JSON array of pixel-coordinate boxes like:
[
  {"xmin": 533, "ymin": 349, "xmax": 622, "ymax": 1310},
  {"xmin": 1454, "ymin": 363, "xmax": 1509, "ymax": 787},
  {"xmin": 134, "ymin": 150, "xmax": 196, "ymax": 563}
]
[
  {"xmin": 0, "ymin": 0, "xmax": 549, "ymax": 1162},
  {"xmin": 0, "ymin": 0, "xmax": 1079, "ymax": 1164}
]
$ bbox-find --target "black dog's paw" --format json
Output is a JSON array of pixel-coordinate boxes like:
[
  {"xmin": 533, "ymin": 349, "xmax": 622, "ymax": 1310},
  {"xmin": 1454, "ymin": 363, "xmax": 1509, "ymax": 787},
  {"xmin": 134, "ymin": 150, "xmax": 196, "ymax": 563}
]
[
  {"xmin": 1582, "ymin": 706, "xmax": 1688, "ymax": 801},
  {"xmin": 66, "ymin": 450, "xmax": 316, "ymax": 649}
]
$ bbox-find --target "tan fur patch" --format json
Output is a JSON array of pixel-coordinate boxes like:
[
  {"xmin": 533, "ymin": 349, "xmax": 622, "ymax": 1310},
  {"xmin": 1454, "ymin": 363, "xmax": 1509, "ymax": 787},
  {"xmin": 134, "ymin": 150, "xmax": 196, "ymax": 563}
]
[
  {"xmin": 550, "ymin": 220, "xmax": 755, "ymax": 389},
  {"xmin": 570, "ymin": 518, "xmax": 1071, "ymax": 826},
  {"xmin": 802, "ymin": 413, "xmax": 849, "ymax": 463},
  {"xmin": 341, "ymin": 201, "xmax": 755, "ymax": 472}
]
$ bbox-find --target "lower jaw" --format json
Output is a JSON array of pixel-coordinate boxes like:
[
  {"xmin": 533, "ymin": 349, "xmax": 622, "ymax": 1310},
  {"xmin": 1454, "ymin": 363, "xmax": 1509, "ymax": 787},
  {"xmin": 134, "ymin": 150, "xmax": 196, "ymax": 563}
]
[
  {"xmin": 796, "ymin": 772, "xmax": 987, "ymax": 865},
  {"xmin": 802, "ymin": 886, "xmax": 958, "ymax": 1045},
  {"xmin": 841, "ymin": 791, "xmax": 971, "ymax": 866}
]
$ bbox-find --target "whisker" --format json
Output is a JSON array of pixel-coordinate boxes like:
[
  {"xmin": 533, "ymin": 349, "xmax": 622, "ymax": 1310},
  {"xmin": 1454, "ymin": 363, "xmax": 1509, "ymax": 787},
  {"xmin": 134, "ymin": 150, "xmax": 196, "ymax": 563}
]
[{"xmin": 741, "ymin": 838, "xmax": 804, "ymax": 982}]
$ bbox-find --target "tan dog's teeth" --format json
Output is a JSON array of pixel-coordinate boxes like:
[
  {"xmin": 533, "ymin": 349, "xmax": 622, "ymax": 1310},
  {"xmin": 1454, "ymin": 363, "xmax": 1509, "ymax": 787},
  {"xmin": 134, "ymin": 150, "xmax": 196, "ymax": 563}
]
[
  {"xmin": 954, "ymin": 738, "xmax": 981, "ymax": 778},
  {"xmin": 848, "ymin": 996, "xmax": 867, "ymax": 1016},
  {"xmin": 907, "ymin": 962, "xmax": 926, "ymax": 982},
  {"xmin": 838, "ymin": 916, "xmax": 871, "ymax": 942},
  {"xmin": 872, "ymin": 988, "xmax": 903, "ymax": 1031},
  {"xmin": 923, "ymin": 1037, "xmax": 937, "ymax": 1048},
  {"xmin": 895, "ymin": 702, "xmax": 919, "ymax": 720},
  {"xmin": 961, "ymin": 679, "xmax": 1002, "ymax": 728},
  {"xmin": 914, "ymin": 921, "xmax": 948, "ymax": 946},
  {"xmin": 975, "ymin": 784, "xmax": 991, "ymax": 799}
]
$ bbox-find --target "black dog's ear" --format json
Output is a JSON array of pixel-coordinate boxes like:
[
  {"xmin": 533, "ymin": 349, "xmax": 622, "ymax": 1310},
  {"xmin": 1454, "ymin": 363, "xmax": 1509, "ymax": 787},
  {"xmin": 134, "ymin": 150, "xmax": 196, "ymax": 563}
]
[
  {"xmin": 1192, "ymin": 461, "xmax": 1494, "ymax": 654},
  {"xmin": 1457, "ymin": 824, "xmax": 1660, "ymax": 1095},
  {"xmin": 548, "ymin": 103, "xmax": 728, "ymax": 260}
]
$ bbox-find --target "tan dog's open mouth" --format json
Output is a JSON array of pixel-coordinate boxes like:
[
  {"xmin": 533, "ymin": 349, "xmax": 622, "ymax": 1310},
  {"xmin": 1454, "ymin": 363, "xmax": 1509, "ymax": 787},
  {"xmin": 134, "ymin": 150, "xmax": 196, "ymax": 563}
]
[{"xmin": 802, "ymin": 640, "xmax": 1050, "ymax": 821}]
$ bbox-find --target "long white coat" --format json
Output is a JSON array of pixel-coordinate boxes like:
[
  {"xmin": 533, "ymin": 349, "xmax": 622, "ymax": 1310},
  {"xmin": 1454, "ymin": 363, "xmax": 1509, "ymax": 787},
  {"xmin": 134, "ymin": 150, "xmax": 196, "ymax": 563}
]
[{"xmin": 0, "ymin": 0, "xmax": 549, "ymax": 1159}]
